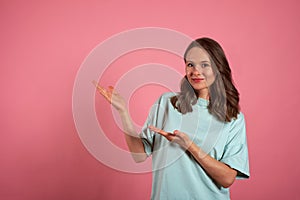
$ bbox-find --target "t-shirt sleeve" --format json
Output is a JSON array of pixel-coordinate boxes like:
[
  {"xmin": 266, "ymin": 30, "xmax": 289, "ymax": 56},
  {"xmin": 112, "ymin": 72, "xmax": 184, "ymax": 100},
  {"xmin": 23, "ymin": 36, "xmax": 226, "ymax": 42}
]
[
  {"xmin": 220, "ymin": 113, "xmax": 250, "ymax": 179},
  {"xmin": 139, "ymin": 93, "xmax": 170, "ymax": 156},
  {"xmin": 140, "ymin": 114, "xmax": 156, "ymax": 157}
]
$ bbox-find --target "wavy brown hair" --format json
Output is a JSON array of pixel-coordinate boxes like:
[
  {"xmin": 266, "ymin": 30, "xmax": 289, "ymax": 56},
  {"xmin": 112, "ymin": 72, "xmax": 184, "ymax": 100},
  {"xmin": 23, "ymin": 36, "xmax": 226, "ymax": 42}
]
[{"xmin": 170, "ymin": 37, "xmax": 240, "ymax": 122}]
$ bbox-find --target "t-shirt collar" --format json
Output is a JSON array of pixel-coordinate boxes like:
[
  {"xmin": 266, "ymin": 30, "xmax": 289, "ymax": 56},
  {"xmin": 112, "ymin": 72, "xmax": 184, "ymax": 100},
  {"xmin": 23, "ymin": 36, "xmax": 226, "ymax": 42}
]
[{"xmin": 197, "ymin": 98, "xmax": 209, "ymax": 107}]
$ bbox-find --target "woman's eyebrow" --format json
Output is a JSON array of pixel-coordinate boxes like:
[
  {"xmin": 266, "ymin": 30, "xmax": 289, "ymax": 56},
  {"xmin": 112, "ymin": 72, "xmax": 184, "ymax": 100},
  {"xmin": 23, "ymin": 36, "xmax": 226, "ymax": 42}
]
[
  {"xmin": 186, "ymin": 60, "xmax": 194, "ymax": 63},
  {"xmin": 186, "ymin": 60, "xmax": 210, "ymax": 63},
  {"xmin": 186, "ymin": 59, "xmax": 210, "ymax": 63},
  {"xmin": 185, "ymin": 59, "xmax": 194, "ymax": 62}
]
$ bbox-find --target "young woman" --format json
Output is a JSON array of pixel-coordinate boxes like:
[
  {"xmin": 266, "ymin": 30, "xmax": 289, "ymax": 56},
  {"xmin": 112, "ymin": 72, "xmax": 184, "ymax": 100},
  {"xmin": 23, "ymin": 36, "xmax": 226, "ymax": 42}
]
[{"xmin": 95, "ymin": 37, "xmax": 250, "ymax": 199}]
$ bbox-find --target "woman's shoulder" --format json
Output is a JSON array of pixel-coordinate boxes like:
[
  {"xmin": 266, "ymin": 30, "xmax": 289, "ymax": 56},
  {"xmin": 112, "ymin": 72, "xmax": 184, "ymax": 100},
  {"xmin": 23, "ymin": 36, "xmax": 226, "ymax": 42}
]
[
  {"xmin": 159, "ymin": 92, "xmax": 178, "ymax": 99},
  {"xmin": 237, "ymin": 112, "xmax": 245, "ymax": 122},
  {"xmin": 153, "ymin": 92, "xmax": 178, "ymax": 106},
  {"xmin": 228, "ymin": 111, "xmax": 246, "ymax": 129}
]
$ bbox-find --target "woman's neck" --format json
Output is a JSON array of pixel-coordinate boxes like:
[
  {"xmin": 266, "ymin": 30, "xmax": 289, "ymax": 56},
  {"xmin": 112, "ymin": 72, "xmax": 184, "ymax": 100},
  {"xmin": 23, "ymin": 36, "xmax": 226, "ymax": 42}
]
[{"xmin": 197, "ymin": 89, "xmax": 209, "ymax": 100}]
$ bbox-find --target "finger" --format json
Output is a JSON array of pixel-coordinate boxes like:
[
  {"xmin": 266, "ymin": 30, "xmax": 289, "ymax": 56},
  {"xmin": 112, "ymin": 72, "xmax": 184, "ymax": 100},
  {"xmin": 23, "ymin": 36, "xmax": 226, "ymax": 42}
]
[
  {"xmin": 148, "ymin": 126, "xmax": 172, "ymax": 137},
  {"xmin": 149, "ymin": 126, "xmax": 165, "ymax": 135},
  {"xmin": 92, "ymin": 81, "xmax": 112, "ymax": 102},
  {"xmin": 156, "ymin": 131, "xmax": 175, "ymax": 142},
  {"xmin": 109, "ymin": 86, "xmax": 120, "ymax": 96},
  {"xmin": 98, "ymin": 87, "xmax": 110, "ymax": 100},
  {"xmin": 108, "ymin": 86, "xmax": 117, "ymax": 96},
  {"xmin": 92, "ymin": 80, "xmax": 98, "ymax": 86},
  {"xmin": 148, "ymin": 125, "xmax": 162, "ymax": 133},
  {"xmin": 173, "ymin": 130, "xmax": 189, "ymax": 142},
  {"xmin": 92, "ymin": 80, "xmax": 105, "ymax": 94},
  {"xmin": 172, "ymin": 131, "xmax": 192, "ymax": 148},
  {"xmin": 108, "ymin": 86, "xmax": 114, "ymax": 91},
  {"xmin": 173, "ymin": 130, "xmax": 185, "ymax": 137},
  {"xmin": 92, "ymin": 80, "xmax": 102, "ymax": 90}
]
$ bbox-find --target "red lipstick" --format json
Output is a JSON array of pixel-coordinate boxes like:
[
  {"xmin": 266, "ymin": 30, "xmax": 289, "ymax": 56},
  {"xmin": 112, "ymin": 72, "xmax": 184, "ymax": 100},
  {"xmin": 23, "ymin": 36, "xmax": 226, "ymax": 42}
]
[{"xmin": 191, "ymin": 77, "xmax": 204, "ymax": 83}]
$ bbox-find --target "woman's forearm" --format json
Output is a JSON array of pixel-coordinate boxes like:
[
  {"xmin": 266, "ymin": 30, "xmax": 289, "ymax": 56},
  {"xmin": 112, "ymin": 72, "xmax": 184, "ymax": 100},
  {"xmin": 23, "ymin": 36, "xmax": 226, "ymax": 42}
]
[
  {"xmin": 93, "ymin": 83, "xmax": 147, "ymax": 162},
  {"xmin": 119, "ymin": 110, "xmax": 147, "ymax": 163},
  {"xmin": 188, "ymin": 143, "xmax": 237, "ymax": 188}
]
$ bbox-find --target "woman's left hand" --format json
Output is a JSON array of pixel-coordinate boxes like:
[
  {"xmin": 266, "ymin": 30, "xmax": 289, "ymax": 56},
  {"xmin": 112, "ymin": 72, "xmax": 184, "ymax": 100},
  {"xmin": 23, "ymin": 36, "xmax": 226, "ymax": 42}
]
[
  {"xmin": 149, "ymin": 126, "xmax": 193, "ymax": 150},
  {"xmin": 149, "ymin": 126, "xmax": 238, "ymax": 188}
]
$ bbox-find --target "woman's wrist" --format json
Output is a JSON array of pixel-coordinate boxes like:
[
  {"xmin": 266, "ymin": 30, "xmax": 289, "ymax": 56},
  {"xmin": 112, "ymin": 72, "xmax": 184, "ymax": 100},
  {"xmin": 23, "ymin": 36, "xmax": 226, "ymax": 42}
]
[
  {"xmin": 118, "ymin": 107, "xmax": 129, "ymax": 116},
  {"xmin": 188, "ymin": 142, "xmax": 208, "ymax": 160}
]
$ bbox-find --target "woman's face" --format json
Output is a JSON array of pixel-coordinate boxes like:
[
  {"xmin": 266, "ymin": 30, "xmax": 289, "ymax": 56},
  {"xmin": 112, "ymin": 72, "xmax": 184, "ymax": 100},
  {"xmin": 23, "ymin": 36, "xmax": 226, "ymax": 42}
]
[{"xmin": 185, "ymin": 47, "xmax": 215, "ymax": 97}]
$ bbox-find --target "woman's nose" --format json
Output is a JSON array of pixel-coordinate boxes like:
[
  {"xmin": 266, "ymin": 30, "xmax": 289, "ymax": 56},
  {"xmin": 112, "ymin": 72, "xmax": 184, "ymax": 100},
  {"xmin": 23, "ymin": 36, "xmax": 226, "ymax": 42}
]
[{"xmin": 192, "ymin": 65, "xmax": 202, "ymax": 74}]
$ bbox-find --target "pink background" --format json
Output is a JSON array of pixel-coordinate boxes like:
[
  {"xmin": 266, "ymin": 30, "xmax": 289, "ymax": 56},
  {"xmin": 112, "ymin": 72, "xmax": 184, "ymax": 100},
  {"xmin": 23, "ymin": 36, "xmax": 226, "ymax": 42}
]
[{"xmin": 1, "ymin": 0, "xmax": 300, "ymax": 199}]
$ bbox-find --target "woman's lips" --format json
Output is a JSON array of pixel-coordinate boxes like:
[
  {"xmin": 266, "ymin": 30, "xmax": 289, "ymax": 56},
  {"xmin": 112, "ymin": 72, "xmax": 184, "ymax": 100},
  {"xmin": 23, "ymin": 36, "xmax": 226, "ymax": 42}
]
[{"xmin": 191, "ymin": 77, "xmax": 204, "ymax": 83}]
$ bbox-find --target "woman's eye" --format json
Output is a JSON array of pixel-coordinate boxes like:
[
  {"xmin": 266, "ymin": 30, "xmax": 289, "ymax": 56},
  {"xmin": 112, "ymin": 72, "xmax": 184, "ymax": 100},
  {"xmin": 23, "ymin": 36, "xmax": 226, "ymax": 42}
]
[
  {"xmin": 187, "ymin": 63, "xmax": 193, "ymax": 67},
  {"xmin": 202, "ymin": 63, "xmax": 210, "ymax": 68}
]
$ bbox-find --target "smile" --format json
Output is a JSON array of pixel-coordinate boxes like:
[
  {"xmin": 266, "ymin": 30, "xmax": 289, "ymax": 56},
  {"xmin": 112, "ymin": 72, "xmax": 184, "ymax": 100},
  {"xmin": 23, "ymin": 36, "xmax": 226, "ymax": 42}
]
[{"xmin": 191, "ymin": 78, "xmax": 204, "ymax": 83}]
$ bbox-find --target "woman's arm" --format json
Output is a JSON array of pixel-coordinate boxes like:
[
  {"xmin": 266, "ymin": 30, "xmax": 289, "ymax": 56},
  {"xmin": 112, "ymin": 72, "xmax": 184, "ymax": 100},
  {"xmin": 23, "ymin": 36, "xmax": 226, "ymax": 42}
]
[
  {"xmin": 118, "ymin": 109, "xmax": 148, "ymax": 163},
  {"xmin": 149, "ymin": 127, "xmax": 237, "ymax": 188},
  {"xmin": 93, "ymin": 82, "xmax": 147, "ymax": 163},
  {"xmin": 187, "ymin": 142, "xmax": 237, "ymax": 188}
]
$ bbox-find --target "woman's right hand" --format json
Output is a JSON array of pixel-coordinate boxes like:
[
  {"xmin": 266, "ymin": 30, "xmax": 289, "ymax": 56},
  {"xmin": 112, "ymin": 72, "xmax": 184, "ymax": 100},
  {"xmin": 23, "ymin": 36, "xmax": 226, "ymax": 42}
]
[
  {"xmin": 92, "ymin": 80, "xmax": 127, "ymax": 113},
  {"xmin": 93, "ymin": 81, "xmax": 147, "ymax": 162}
]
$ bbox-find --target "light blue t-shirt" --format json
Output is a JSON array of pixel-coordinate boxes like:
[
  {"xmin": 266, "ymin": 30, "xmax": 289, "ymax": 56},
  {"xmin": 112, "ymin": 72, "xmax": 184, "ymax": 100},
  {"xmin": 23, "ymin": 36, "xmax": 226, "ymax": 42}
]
[{"xmin": 140, "ymin": 92, "xmax": 250, "ymax": 200}]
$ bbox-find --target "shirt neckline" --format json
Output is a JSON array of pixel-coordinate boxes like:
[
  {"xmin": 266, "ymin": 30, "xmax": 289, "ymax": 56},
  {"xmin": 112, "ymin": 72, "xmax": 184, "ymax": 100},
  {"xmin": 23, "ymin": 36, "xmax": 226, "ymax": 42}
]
[{"xmin": 197, "ymin": 98, "xmax": 209, "ymax": 107}]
